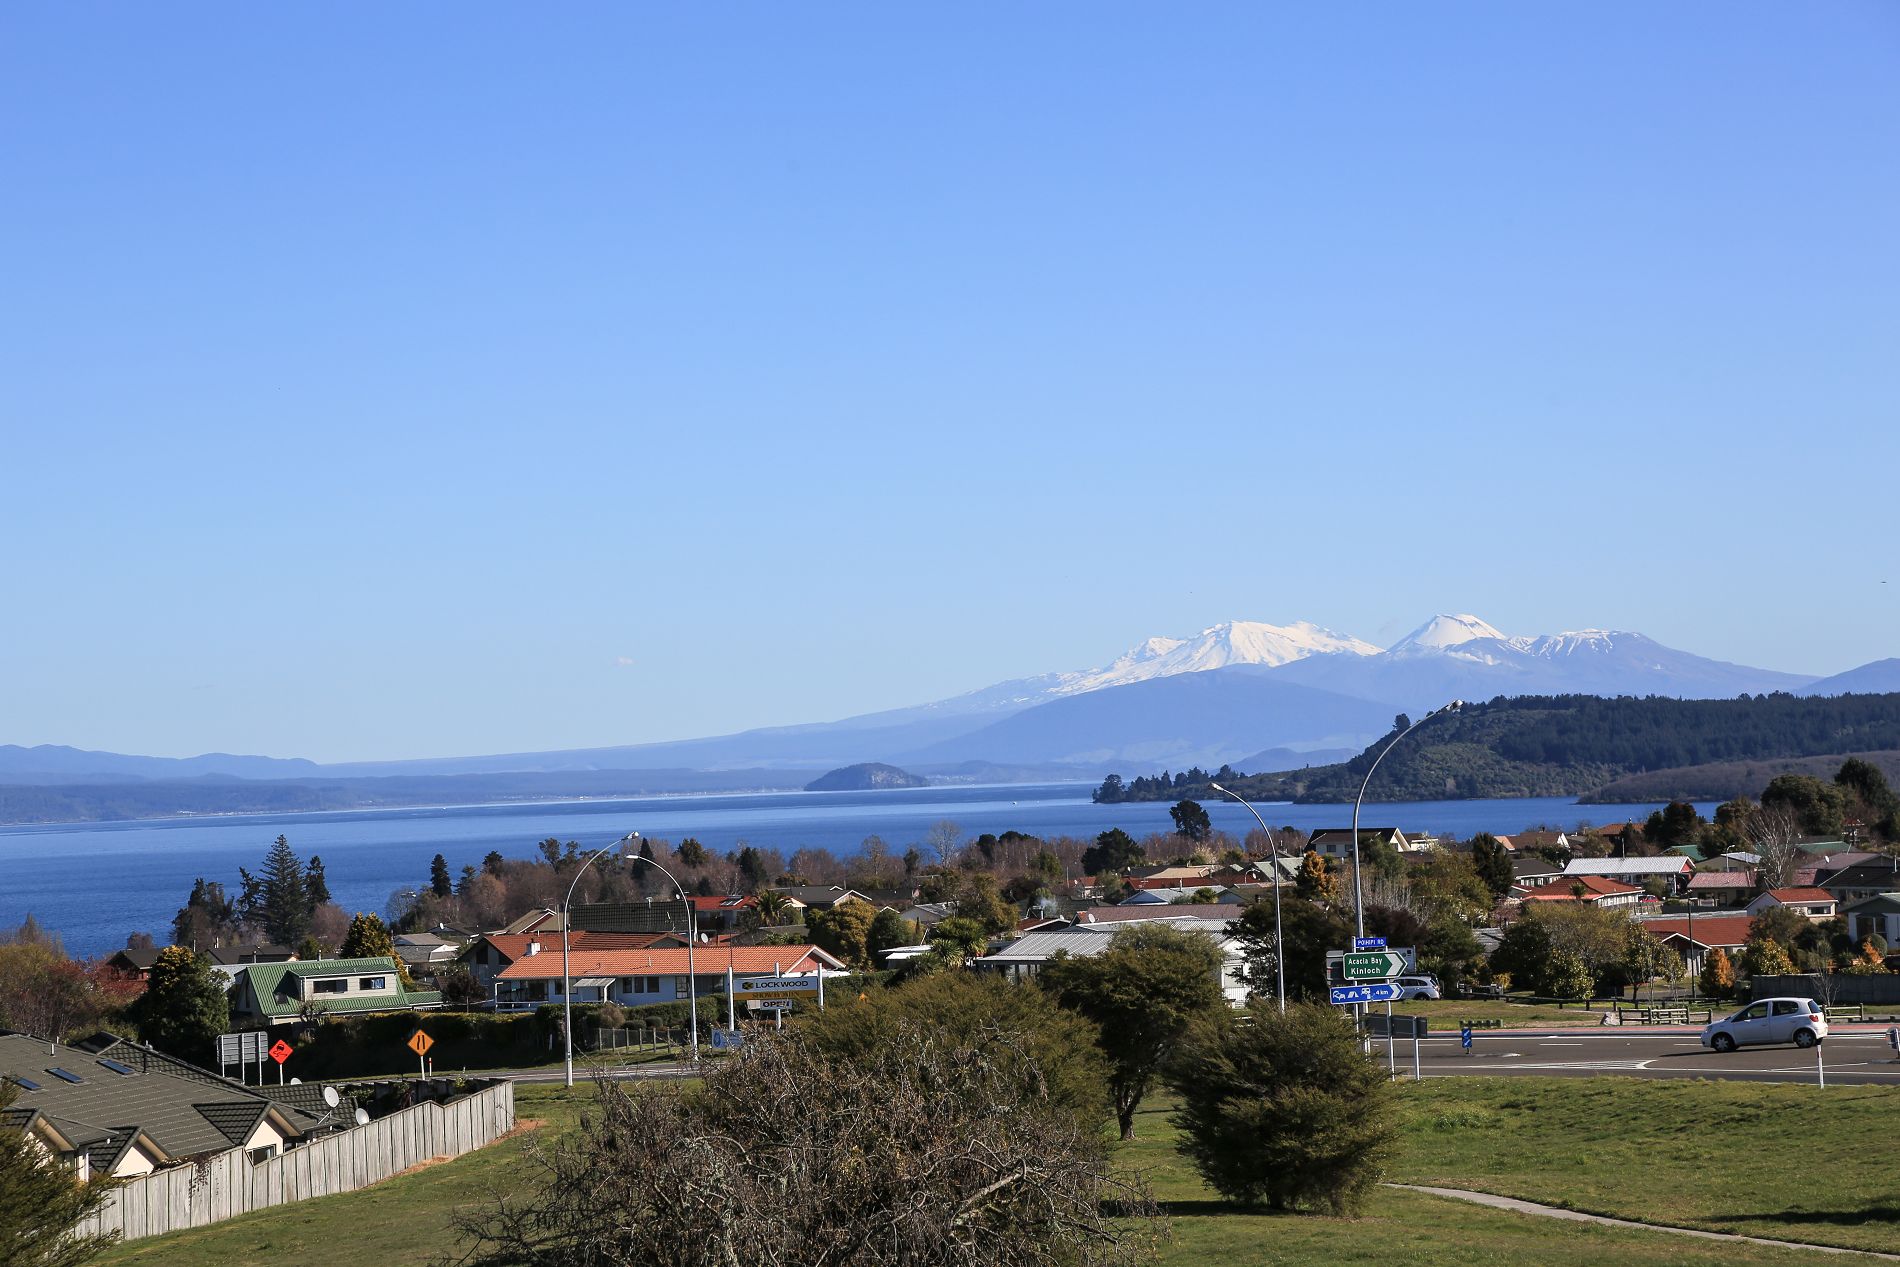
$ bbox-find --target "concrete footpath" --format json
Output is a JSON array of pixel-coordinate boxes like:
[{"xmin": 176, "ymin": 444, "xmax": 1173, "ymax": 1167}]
[{"xmin": 1389, "ymin": 1185, "xmax": 1900, "ymax": 1261}]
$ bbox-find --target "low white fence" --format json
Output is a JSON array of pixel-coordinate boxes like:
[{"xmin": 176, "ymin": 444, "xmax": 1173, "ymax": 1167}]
[{"xmin": 78, "ymin": 1081, "xmax": 516, "ymax": 1243}]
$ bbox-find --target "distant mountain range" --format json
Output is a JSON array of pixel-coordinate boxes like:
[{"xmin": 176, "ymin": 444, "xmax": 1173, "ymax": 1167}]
[{"xmin": 3, "ymin": 615, "xmax": 1889, "ymax": 809}]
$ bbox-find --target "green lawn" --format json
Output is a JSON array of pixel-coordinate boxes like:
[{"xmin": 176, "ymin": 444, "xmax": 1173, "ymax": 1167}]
[
  {"xmin": 1386, "ymin": 1077, "xmax": 1900, "ymax": 1257},
  {"xmin": 95, "ymin": 1078, "xmax": 1900, "ymax": 1266}
]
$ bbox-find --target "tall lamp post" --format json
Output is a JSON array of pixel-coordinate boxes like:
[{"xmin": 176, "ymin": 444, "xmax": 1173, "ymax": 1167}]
[
  {"xmin": 1209, "ymin": 781, "xmax": 1284, "ymax": 1014},
  {"xmin": 1350, "ymin": 701, "xmax": 1464, "ymax": 937},
  {"xmin": 630, "ymin": 855, "xmax": 700, "ymax": 1065},
  {"xmin": 564, "ymin": 830, "xmax": 642, "ymax": 1088}
]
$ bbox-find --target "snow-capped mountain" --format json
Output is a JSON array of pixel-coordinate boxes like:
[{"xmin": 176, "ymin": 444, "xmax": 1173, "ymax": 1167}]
[
  {"xmin": 1387, "ymin": 613, "xmax": 1509, "ymax": 654},
  {"xmin": 1273, "ymin": 613, "xmax": 1817, "ymax": 707},
  {"xmin": 907, "ymin": 620, "xmax": 1379, "ymax": 716}
]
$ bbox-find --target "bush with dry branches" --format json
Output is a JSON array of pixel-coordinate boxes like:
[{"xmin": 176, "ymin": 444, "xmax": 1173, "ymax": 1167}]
[{"xmin": 452, "ymin": 1020, "xmax": 1159, "ymax": 1267}]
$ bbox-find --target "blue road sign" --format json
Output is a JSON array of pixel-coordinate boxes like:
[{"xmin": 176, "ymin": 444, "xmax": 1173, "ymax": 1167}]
[
  {"xmin": 1329, "ymin": 982, "xmax": 1403, "ymax": 1005},
  {"xmin": 1460, "ymin": 1025, "xmax": 1473, "ymax": 1050},
  {"xmin": 1353, "ymin": 936, "xmax": 1387, "ymax": 950}
]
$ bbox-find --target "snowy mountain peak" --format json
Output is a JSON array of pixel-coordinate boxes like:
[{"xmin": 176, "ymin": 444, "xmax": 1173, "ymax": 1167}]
[
  {"xmin": 1389, "ymin": 613, "xmax": 1508, "ymax": 653},
  {"xmin": 1061, "ymin": 620, "xmax": 1378, "ymax": 696}
]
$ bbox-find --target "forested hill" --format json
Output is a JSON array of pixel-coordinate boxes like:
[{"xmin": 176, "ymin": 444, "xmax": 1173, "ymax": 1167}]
[{"xmin": 1092, "ymin": 692, "xmax": 1900, "ymax": 804}]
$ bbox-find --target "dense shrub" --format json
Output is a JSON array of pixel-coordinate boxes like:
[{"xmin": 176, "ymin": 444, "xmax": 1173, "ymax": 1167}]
[{"xmin": 1169, "ymin": 1002, "xmax": 1398, "ymax": 1214}]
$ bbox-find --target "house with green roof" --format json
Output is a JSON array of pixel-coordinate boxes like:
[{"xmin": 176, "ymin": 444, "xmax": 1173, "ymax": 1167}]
[{"xmin": 229, "ymin": 956, "xmax": 443, "ymax": 1026}]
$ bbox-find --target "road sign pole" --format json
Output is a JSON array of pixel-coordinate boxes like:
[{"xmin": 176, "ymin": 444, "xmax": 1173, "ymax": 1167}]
[
  {"xmin": 727, "ymin": 965, "xmax": 736, "ymax": 1030},
  {"xmin": 1386, "ymin": 1001, "xmax": 1395, "ymax": 1078},
  {"xmin": 1817, "ymin": 1039, "xmax": 1825, "ymax": 1088},
  {"xmin": 1413, "ymin": 1032, "xmax": 1422, "ymax": 1081}
]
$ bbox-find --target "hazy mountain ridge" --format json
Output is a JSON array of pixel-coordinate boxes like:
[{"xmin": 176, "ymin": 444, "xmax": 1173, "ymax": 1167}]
[{"xmin": 0, "ymin": 613, "xmax": 1862, "ymax": 794}]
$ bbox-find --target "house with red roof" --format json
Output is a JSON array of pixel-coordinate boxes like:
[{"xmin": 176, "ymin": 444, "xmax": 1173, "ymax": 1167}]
[
  {"xmin": 1639, "ymin": 913, "xmax": 1753, "ymax": 979},
  {"xmin": 492, "ymin": 943, "xmax": 845, "ymax": 1009},
  {"xmin": 1519, "ymin": 875, "xmax": 1645, "ymax": 910},
  {"xmin": 459, "ymin": 930, "xmax": 689, "ymax": 990}
]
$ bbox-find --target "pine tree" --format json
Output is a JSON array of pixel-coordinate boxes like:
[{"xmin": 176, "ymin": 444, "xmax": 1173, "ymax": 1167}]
[
  {"xmin": 340, "ymin": 913, "xmax": 415, "ymax": 990},
  {"xmin": 259, "ymin": 836, "xmax": 311, "ymax": 946},
  {"xmin": 304, "ymin": 854, "xmax": 332, "ymax": 906},
  {"xmin": 0, "ymin": 1084, "xmax": 119, "ymax": 1266},
  {"xmin": 430, "ymin": 854, "xmax": 452, "ymax": 898},
  {"xmin": 134, "ymin": 946, "xmax": 229, "ymax": 1060},
  {"xmin": 1469, "ymin": 833, "xmax": 1514, "ymax": 901}
]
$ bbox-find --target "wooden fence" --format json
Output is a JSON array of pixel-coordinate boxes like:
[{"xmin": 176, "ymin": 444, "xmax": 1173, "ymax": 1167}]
[{"xmin": 78, "ymin": 1081, "xmax": 516, "ymax": 1243}]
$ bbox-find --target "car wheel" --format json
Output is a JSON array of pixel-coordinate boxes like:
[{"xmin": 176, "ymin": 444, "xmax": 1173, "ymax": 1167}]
[
  {"xmin": 1711, "ymin": 1032, "xmax": 1737, "ymax": 1053},
  {"xmin": 1794, "ymin": 1029, "xmax": 1817, "ymax": 1049}
]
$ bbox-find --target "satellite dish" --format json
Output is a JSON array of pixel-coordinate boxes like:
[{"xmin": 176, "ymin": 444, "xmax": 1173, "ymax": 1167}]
[
  {"xmin": 353, "ymin": 1108, "xmax": 370, "ymax": 1126},
  {"xmin": 322, "ymin": 1086, "xmax": 341, "ymax": 1109}
]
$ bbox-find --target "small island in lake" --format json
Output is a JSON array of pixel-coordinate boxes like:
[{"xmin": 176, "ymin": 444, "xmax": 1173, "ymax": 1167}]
[{"xmin": 805, "ymin": 762, "xmax": 930, "ymax": 792}]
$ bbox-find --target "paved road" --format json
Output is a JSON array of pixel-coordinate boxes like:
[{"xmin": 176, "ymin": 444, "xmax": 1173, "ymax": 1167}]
[{"xmin": 1383, "ymin": 1028, "xmax": 1900, "ymax": 1084}]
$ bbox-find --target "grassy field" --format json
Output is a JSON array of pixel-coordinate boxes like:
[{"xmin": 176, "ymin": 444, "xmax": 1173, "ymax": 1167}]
[
  {"xmin": 95, "ymin": 1077, "xmax": 1900, "ymax": 1266},
  {"xmin": 1386, "ymin": 1077, "xmax": 1900, "ymax": 1257}
]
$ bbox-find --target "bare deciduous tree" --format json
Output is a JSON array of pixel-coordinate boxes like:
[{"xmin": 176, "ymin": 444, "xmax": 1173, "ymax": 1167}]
[
  {"xmin": 453, "ymin": 1021, "xmax": 1159, "ymax": 1267},
  {"xmin": 1746, "ymin": 806, "xmax": 1805, "ymax": 890}
]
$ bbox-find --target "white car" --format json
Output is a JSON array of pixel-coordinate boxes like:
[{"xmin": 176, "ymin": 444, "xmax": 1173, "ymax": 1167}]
[
  {"xmin": 1701, "ymin": 997, "xmax": 1829, "ymax": 1051},
  {"xmin": 1395, "ymin": 975, "xmax": 1441, "ymax": 1001}
]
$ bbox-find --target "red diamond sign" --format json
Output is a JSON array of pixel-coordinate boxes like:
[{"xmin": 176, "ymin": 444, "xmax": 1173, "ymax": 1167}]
[{"xmin": 268, "ymin": 1039, "xmax": 293, "ymax": 1065}]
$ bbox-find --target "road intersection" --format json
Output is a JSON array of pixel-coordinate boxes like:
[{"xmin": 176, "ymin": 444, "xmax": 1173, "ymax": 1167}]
[{"xmin": 1403, "ymin": 1027, "xmax": 1900, "ymax": 1084}]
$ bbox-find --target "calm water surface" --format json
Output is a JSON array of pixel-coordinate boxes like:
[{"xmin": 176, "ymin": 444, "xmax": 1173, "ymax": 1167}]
[{"xmin": 0, "ymin": 785, "xmax": 1715, "ymax": 956}]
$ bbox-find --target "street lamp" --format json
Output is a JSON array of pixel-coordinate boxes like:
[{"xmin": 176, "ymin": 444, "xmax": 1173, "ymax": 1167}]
[
  {"xmin": 1350, "ymin": 701, "xmax": 1464, "ymax": 937},
  {"xmin": 629, "ymin": 854, "xmax": 700, "ymax": 1066},
  {"xmin": 563, "ymin": 830, "xmax": 641, "ymax": 1088},
  {"xmin": 1209, "ymin": 781, "xmax": 1284, "ymax": 1014}
]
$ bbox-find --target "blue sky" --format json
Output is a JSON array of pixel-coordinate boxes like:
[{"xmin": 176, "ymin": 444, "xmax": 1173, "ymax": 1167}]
[{"xmin": 3, "ymin": 5, "xmax": 1896, "ymax": 762}]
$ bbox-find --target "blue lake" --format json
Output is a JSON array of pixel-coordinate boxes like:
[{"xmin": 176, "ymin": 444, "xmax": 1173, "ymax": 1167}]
[{"xmin": 0, "ymin": 786, "xmax": 1715, "ymax": 956}]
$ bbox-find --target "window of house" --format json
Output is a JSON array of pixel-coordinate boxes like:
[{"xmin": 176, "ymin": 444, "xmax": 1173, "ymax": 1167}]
[
  {"xmin": 247, "ymin": 1145, "xmax": 278, "ymax": 1164},
  {"xmin": 310, "ymin": 978, "xmax": 348, "ymax": 994},
  {"xmin": 674, "ymin": 976, "xmax": 688, "ymax": 996},
  {"xmin": 358, "ymin": 977, "xmax": 387, "ymax": 991}
]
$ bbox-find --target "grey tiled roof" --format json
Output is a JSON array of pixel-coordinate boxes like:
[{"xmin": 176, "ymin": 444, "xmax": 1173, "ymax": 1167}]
[{"xmin": 0, "ymin": 1032, "xmax": 313, "ymax": 1164}]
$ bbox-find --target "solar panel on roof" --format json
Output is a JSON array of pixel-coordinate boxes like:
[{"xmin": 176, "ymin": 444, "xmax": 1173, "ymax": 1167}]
[
  {"xmin": 10, "ymin": 1076, "xmax": 41, "ymax": 1091},
  {"xmin": 98, "ymin": 1058, "xmax": 136, "ymax": 1076},
  {"xmin": 47, "ymin": 1067, "xmax": 83, "ymax": 1084}
]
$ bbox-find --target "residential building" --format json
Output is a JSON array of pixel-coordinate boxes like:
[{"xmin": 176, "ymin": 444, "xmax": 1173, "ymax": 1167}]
[
  {"xmin": 1744, "ymin": 889, "xmax": 1839, "ymax": 921},
  {"xmin": 459, "ymin": 931, "xmax": 686, "ymax": 990},
  {"xmin": 1818, "ymin": 859, "xmax": 1900, "ymax": 906},
  {"xmin": 1685, "ymin": 870, "xmax": 1758, "ymax": 906},
  {"xmin": 763, "ymin": 886, "xmax": 874, "ymax": 913},
  {"xmin": 1072, "ymin": 904, "xmax": 1242, "ymax": 927},
  {"xmin": 1843, "ymin": 895, "xmax": 1900, "ymax": 947},
  {"xmin": 491, "ymin": 944, "xmax": 844, "ymax": 1010},
  {"xmin": 1638, "ymin": 914, "xmax": 1753, "ymax": 979},
  {"xmin": 1306, "ymin": 828, "xmax": 1417, "ymax": 859},
  {"xmin": 685, "ymin": 894, "xmax": 758, "ymax": 930},
  {"xmin": 1510, "ymin": 857, "xmax": 1565, "ymax": 890},
  {"xmin": 1518, "ymin": 875, "xmax": 1646, "ymax": 910},
  {"xmin": 1562, "ymin": 857, "xmax": 1693, "ymax": 893},
  {"xmin": 0, "ymin": 1032, "xmax": 319, "ymax": 1179},
  {"xmin": 227, "ymin": 957, "xmax": 443, "ymax": 1027},
  {"xmin": 974, "ymin": 921, "xmax": 1249, "ymax": 1004}
]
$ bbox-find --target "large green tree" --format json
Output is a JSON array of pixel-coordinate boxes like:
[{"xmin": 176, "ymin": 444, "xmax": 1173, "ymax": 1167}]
[
  {"xmin": 1040, "ymin": 923, "xmax": 1227, "ymax": 1141},
  {"xmin": 1169, "ymin": 799, "xmax": 1213, "ymax": 844},
  {"xmin": 1081, "ymin": 828, "xmax": 1145, "ymax": 877},
  {"xmin": 1228, "ymin": 897, "xmax": 1350, "ymax": 1002},
  {"xmin": 133, "ymin": 946, "xmax": 229, "ymax": 1061},
  {"xmin": 0, "ymin": 1083, "xmax": 119, "ymax": 1266},
  {"xmin": 1169, "ymin": 1002, "xmax": 1398, "ymax": 1215},
  {"xmin": 806, "ymin": 902, "xmax": 877, "ymax": 970},
  {"xmin": 243, "ymin": 835, "xmax": 313, "ymax": 946},
  {"xmin": 1761, "ymin": 774, "xmax": 1848, "ymax": 837},
  {"xmin": 340, "ymin": 912, "xmax": 415, "ymax": 989},
  {"xmin": 1467, "ymin": 833, "xmax": 1515, "ymax": 903}
]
